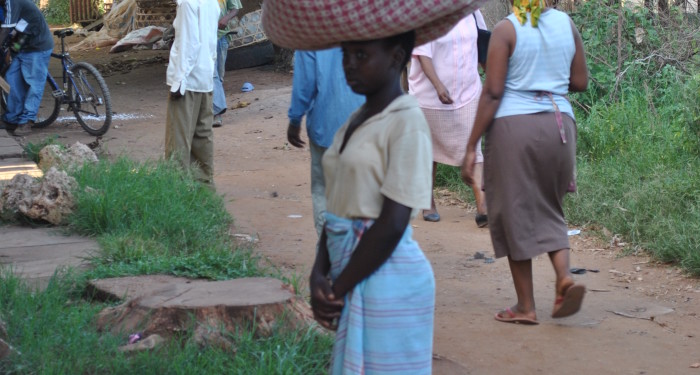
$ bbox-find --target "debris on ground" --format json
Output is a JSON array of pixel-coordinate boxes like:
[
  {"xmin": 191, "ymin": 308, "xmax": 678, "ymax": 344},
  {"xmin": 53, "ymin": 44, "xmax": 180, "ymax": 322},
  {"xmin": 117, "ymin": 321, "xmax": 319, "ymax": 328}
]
[
  {"xmin": 118, "ymin": 334, "xmax": 165, "ymax": 352},
  {"xmin": 69, "ymin": 0, "xmax": 138, "ymax": 51},
  {"xmin": 110, "ymin": 26, "xmax": 166, "ymax": 53},
  {"xmin": 93, "ymin": 55, "xmax": 168, "ymax": 77},
  {"xmin": 232, "ymin": 101, "xmax": 250, "ymax": 109},
  {"xmin": 241, "ymin": 82, "xmax": 254, "ymax": 92}
]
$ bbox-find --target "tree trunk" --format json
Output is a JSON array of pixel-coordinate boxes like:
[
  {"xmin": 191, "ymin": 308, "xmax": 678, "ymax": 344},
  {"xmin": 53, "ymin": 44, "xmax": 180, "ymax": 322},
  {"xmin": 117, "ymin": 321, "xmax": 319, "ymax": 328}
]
[
  {"xmin": 92, "ymin": 276, "xmax": 316, "ymax": 340},
  {"xmin": 658, "ymin": 0, "xmax": 669, "ymax": 14}
]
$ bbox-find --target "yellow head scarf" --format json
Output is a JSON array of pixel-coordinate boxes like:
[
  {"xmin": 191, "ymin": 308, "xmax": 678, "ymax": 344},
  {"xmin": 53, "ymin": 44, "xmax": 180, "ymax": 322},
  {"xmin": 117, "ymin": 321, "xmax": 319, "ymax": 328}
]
[{"xmin": 513, "ymin": 0, "xmax": 545, "ymax": 27}]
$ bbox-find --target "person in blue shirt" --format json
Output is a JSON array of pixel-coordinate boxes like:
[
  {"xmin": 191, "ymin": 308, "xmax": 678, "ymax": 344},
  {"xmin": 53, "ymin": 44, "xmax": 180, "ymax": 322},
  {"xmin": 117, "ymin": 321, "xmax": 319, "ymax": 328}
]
[
  {"xmin": 287, "ymin": 48, "xmax": 365, "ymax": 237},
  {"xmin": 0, "ymin": 0, "xmax": 53, "ymax": 136}
]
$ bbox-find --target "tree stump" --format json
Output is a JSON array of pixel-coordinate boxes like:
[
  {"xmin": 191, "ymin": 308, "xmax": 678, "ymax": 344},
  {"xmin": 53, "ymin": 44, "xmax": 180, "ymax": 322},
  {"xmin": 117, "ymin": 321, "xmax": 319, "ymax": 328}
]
[{"xmin": 92, "ymin": 276, "xmax": 315, "ymax": 340}]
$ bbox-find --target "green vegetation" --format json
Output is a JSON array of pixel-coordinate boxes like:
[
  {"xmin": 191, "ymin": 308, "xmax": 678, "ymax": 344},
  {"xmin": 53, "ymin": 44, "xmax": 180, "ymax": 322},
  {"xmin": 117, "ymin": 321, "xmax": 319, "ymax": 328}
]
[
  {"xmin": 24, "ymin": 135, "xmax": 62, "ymax": 164},
  {"xmin": 435, "ymin": 3, "xmax": 700, "ymax": 275},
  {"xmin": 568, "ymin": 2, "xmax": 700, "ymax": 275},
  {"xmin": 69, "ymin": 157, "xmax": 262, "ymax": 280},
  {"xmin": 42, "ymin": 0, "xmax": 71, "ymax": 25},
  {"xmin": 0, "ymin": 269, "xmax": 332, "ymax": 374},
  {"xmin": 0, "ymin": 158, "xmax": 332, "ymax": 372}
]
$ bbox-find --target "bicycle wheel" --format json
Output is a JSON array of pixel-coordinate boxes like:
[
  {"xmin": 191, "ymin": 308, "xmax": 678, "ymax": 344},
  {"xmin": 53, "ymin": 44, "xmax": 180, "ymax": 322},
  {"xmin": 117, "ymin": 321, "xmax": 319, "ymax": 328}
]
[
  {"xmin": 69, "ymin": 62, "xmax": 112, "ymax": 136},
  {"xmin": 0, "ymin": 76, "xmax": 61, "ymax": 128}
]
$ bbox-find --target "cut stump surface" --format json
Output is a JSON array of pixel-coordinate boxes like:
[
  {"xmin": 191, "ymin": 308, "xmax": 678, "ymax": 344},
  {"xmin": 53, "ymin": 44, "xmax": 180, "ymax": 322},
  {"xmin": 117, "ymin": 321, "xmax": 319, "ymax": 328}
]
[{"xmin": 92, "ymin": 275, "xmax": 314, "ymax": 339}]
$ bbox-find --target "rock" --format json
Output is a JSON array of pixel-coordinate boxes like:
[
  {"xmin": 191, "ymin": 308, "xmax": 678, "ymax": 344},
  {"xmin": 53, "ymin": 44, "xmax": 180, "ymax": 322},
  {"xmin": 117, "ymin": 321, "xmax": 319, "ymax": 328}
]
[
  {"xmin": 21, "ymin": 168, "xmax": 77, "ymax": 225},
  {"xmin": 0, "ymin": 167, "xmax": 77, "ymax": 224},
  {"xmin": 95, "ymin": 276, "xmax": 314, "ymax": 340},
  {"xmin": 38, "ymin": 142, "xmax": 98, "ymax": 172},
  {"xmin": 118, "ymin": 334, "xmax": 166, "ymax": 352},
  {"xmin": 0, "ymin": 173, "xmax": 36, "ymax": 220},
  {"xmin": 191, "ymin": 325, "xmax": 237, "ymax": 353}
]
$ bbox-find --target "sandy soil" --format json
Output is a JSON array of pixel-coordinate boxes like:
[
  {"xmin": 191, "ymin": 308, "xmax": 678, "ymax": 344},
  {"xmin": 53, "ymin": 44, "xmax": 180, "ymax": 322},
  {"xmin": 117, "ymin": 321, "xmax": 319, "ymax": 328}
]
[{"xmin": 18, "ymin": 37, "xmax": 700, "ymax": 374}]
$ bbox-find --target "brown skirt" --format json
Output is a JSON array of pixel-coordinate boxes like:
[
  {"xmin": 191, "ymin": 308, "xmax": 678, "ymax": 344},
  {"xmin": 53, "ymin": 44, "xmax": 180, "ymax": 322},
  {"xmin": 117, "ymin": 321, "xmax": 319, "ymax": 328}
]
[{"xmin": 484, "ymin": 112, "xmax": 576, "ymax": 261}]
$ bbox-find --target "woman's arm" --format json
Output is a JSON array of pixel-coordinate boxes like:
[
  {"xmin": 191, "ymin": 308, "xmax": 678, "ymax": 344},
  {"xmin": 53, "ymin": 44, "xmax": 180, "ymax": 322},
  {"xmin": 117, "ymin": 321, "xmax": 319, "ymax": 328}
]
[
  {"xmin": 416, "ymin": 55, "xmax": 453, "ymax": 104},
  {"xmin": 461, "ymin": 19, "xmax": 514, "ymax": 185},
  {"xmin": 331, "ymin": 198, "xmax": 412, "ymax": 298},
  {"xmin": 568, "ymin": 18, "xmax": 589, "ymax": 92},
  {"xmin": 309, "ymin": 229, "xmax": 344, "ymax": 330}
]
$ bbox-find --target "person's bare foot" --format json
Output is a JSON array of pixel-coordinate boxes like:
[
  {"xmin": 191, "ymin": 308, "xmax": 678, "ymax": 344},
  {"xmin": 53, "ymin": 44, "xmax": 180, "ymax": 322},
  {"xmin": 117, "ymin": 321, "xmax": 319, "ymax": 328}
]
[
  {"xmin": 552, "ymin": 276, "xmax": 586, "ymax": 318},
  {"xmin": 555, "ymin": 275, "xmax": 575, "ymax": 298},
  {"xmin": 494, "ymin": 305, "xmax": 538, "ymax": 325}
]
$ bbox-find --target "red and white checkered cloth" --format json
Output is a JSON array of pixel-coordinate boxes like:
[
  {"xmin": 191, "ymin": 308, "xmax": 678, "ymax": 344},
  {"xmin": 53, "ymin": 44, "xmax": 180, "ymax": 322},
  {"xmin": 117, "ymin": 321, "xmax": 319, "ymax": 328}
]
[{"xmin": 262, "ymin": 0, "xmax": 489, "ymax": 50}]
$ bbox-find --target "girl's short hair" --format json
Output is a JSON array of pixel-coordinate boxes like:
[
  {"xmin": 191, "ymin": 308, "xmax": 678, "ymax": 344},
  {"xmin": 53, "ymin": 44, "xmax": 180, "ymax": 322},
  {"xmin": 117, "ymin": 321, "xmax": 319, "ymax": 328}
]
[{"xmin": 383, "ymin": 30, "xmax": 416, "ymax": 68}]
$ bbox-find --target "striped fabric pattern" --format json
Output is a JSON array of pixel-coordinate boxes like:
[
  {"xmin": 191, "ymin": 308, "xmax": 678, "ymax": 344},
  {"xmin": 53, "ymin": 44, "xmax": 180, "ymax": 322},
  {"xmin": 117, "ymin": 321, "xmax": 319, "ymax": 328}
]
[{"xmin": 325, "ymin": 212, "xmax": 435, "ymax": 375}]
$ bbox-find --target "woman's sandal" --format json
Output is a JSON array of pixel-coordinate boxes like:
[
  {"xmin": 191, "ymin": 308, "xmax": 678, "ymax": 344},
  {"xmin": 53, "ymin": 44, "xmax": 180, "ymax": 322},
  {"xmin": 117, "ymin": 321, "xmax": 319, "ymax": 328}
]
[
  {"xmin": 475, "ymin": 214, "xmax": 488, "ymax": 228},
  {"xmin": 423, "ymin": 211, "xmax": 440, "ymax": 222},
  {"xmin": 494, "ymin": 307, "xmax": 539, "ymax": 325},
  {"xmin": 551, "ymin": 283, "xmax": 586, "ymax": 318}
]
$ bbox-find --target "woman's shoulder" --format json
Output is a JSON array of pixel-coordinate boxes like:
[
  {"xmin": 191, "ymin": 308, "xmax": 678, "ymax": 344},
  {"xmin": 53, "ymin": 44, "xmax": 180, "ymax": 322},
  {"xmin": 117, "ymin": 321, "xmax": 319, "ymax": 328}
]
[
  {"xmin": 385, "ymin": 95, "xmax": 431, "ymax": 136},
  {"xmin": 543, "ymin": 8, "xmax": 573, "ymax": 23}
]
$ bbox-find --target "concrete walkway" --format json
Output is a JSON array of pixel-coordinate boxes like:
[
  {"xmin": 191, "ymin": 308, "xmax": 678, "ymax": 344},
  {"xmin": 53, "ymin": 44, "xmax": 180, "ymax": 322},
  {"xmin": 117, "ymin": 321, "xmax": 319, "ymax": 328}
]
[
  {"xmin": 0, "ymin": 130, "xmax": 96, "ymax": 290},
  {"xmin": 0, "ymin": 131, "xmax": 41, "ymax": 181}
]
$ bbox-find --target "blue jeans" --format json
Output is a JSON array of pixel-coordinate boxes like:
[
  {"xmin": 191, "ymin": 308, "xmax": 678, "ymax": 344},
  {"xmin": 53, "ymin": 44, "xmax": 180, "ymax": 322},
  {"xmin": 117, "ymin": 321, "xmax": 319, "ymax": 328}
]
[
  {"xmin": 212, "ymin": 36, "xmax": 228, "ymax": 116},
  {"xmin": 3, "ymin": 49, "xmax": 52, "ymax": 125}
]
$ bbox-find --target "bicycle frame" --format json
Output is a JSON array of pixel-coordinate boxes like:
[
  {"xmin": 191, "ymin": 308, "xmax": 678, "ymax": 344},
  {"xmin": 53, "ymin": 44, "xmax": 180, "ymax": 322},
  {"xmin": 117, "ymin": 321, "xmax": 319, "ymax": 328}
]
[{"xmin": 50, "ymin": 37, "xmax": 102, "ymax": 114}]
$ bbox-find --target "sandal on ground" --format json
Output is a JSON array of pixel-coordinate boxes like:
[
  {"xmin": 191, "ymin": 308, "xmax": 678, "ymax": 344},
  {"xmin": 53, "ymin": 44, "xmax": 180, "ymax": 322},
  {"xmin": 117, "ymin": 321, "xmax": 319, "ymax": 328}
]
[
  {"xmin": 213, "ymin": 114, "xmax": 223, "ymax": 128},
  {"xmin": 423, "ymin": 211, "xmax": 440, "ymax": 222},
  {"xmin": 494, "ymin": 307, "xmax": 539, "ymax": 325},
  {"xmin": 551, "ymin": 283, "xmax": 586, "ymax": 318},
  {"xmin": 475, "ymin": 214, "xmax": 488, "ymax": 228}
]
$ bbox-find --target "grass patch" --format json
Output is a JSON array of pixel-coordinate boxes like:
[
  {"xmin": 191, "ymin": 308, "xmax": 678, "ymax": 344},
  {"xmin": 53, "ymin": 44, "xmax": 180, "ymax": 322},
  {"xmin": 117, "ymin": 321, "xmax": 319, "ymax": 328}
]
[
  {"xmin": 434, "ymin": 164, "xmax": 471, "ymax": 199},
  {"xmin": 68, "ymin": 157, "xmax": 262, "ymax": 280},
  {"xmin": 566, "ymin": 76, "xmax": 700, "ymax": 275},
  {"xmin": 0, "ymin": 270, "xmax": 332, "ymax": 374},
  {"xmin": 23, "ymin": 135, "xmax": 62, "ymax": 164},
  {"xmin": 0, "ymin": 157, "xmax": 332, "ymax": 372}
]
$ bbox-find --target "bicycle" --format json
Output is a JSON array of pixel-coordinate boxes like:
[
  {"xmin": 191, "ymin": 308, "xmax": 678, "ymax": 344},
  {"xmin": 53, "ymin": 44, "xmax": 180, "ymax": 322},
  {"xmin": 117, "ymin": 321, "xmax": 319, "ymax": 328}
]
[{"xmin": 1, "ymin": 28, "xmax": 113, "ymax": 136}]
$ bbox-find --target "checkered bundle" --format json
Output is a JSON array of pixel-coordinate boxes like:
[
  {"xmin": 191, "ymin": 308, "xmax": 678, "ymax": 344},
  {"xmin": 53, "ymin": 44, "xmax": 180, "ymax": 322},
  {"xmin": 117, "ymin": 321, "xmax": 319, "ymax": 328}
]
[{"xmin": 262, "ymin": 0, "xmax": 488, "ymax": 50}]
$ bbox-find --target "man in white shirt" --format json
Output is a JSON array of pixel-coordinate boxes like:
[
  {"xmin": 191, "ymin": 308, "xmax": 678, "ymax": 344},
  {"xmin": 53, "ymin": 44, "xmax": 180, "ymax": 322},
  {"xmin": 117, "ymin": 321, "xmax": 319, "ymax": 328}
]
[{"xmin": 165, "ymin": 0, "xmax": 219, "ymax": 185}]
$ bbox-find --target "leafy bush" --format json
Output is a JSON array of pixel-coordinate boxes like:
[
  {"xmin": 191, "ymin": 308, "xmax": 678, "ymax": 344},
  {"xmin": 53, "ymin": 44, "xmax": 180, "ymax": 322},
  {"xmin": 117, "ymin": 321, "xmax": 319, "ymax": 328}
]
[
  {"xmin": 567, "ymin": 3, "xmax": 700, "ymax": 275},
  {"xmin": 570, "ymin": 2, "xmax": 699, "ymax": 110},
  {"xmin": 42, "ymin": 0, "xmax": 71, "ymax": 25}
]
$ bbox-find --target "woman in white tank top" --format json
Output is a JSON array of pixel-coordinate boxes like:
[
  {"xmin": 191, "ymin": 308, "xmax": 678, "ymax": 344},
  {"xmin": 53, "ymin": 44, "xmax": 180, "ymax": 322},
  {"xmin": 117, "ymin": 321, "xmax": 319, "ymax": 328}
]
[{"xmin": 461, "ymin": 0, "xmax": 589, "ymax": 325}]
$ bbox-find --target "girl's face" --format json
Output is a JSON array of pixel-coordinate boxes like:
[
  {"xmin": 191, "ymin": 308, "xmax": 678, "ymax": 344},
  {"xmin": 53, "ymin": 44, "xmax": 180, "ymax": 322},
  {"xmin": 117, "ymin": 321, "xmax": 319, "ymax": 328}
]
[{"xmin": 341, "ymin": 40, "xmax": 400, "ymax": 96}]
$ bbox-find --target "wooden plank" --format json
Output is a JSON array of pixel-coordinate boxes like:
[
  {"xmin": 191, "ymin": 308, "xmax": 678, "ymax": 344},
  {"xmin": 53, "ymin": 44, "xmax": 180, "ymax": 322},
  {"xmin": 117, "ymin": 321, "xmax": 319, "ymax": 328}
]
[
  {"xmin": 0, "ymin": 159, "xmax": 42, "ymax": 181},
  {"xmin": 0, "ymin": 76, "xmax": 10, "ymax": 94},
  {"xmin": 82, "ymin": 17, "xmax": 104, "ymax": 32}
]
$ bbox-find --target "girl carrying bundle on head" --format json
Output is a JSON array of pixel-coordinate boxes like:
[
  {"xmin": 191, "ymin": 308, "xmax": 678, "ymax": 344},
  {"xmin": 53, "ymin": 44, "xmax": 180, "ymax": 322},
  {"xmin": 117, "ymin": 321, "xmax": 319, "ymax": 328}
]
[{"xmin": 310, "ymin": 31, "xmax": 436, "ymax": 374}]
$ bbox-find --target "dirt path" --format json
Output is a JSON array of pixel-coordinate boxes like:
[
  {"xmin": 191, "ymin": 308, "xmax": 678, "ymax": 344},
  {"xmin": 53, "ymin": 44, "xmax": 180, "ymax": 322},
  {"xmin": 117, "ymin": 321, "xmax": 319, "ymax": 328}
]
[{"xmin": 21, "ymin": 45, "xmax": 700, "ymax": 374}]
